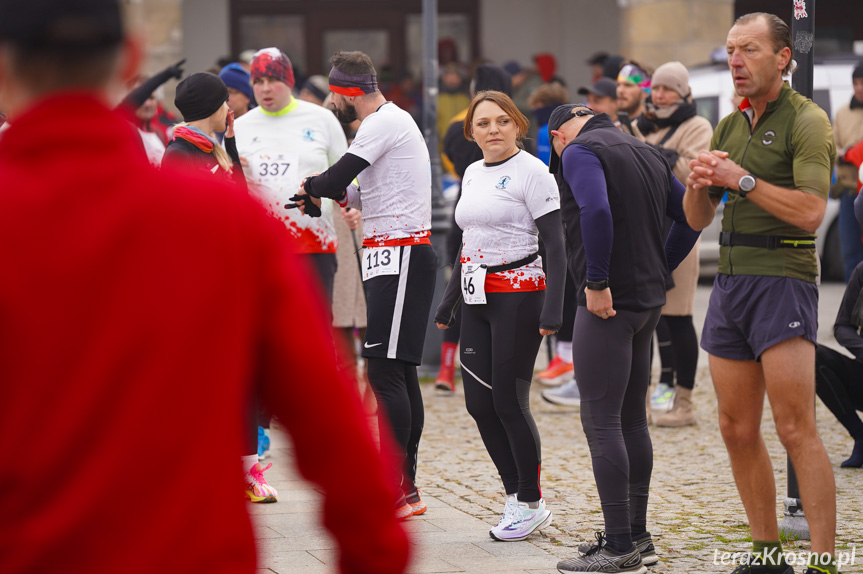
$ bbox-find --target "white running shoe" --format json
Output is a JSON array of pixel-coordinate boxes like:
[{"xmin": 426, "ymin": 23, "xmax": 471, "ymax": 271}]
[
  {"xmin": 542, "ymin": 378, "xmax": 581, "ymax": 406},
  {"xmin": 489, "ymin": 494, "xmax": 519, "ymax": 538},
  {"xmin": 650, "ymin": 383, "xmax": 675, "ymax": 413},
  {"xmin": 490, "ymin": 498, "xmax": 552, "ymax": 541}
]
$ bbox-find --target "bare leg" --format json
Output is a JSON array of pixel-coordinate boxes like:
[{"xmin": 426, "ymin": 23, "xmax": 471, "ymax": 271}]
[
  {"xmin": 761, "ymin": 337, "xmax": 836, "ymax": 555},
  {"xmin": 710, "ymin": 354, "xmax": 780, "ymax": 541}
]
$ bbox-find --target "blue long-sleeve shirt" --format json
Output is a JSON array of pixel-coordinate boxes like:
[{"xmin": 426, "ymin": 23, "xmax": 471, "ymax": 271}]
[{"xmin": 562, "ymin": 143, "xmax": 699, "ymax": 282}]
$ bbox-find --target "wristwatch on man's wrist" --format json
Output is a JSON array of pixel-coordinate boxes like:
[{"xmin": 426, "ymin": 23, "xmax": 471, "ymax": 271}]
[
  {"xmin": 586, "ymin": 279, "xmax": 609, "ymax": 291},
  {"xmin": 738, "ymin": 173, "xmax": 757, "ymax": 197}
]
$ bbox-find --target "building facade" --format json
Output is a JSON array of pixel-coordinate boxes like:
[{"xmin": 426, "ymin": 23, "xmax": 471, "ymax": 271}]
[{"xmin": 126, "ymin": 0, "xmax": 860, "ymax": 113}]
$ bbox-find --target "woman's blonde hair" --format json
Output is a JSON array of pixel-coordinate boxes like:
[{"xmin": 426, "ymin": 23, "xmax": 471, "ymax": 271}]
[{"xmin": 174, "ymin": 121, "xmax": 233, "ymax": 175}]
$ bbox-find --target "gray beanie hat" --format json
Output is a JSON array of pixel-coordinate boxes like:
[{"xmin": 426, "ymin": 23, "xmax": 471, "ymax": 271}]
[{"xmin": 652, "ymin": 61, "xmax": 690, "ymax": 98}]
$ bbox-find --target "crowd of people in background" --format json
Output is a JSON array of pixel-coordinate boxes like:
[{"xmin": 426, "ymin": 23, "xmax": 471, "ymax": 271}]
[{"xmin": 2, "ymin": 2, "xmax": 863, "ymax": 573}]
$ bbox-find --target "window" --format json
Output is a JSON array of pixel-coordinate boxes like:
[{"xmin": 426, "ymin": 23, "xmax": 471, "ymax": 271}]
[
  {"xmin": 230, "ymin": 0, "xmax": 478, "ymax": 78},
  {"xmin": 238, "ymin": 15, "xmax": 306, "ymax": 72},
  {"xmin": 695, "ymin": 96, "xmax": 720, "ymax": 128}
]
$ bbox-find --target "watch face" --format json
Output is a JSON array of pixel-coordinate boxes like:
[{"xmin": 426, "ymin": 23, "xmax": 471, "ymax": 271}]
[{"xmin": 740, "ymin": 175, "xmax": 756, "ymax": 192}]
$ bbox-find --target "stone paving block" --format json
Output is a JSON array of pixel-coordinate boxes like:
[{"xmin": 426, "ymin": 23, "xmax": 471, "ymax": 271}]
[
  {"xmin": 419, "ymin": 506, "xmax": 479, "ymax": 520},
  {"xmin": 411, "ymin": 531, "xmax": 489, "ymax": 548},
  {"xmin": 265, "ymin": 533, "xmax": 336, "ymax": 553},
  {"xmin": 261, "ymin": 520, "xmax": 336, "ymax": 551},
  {"xmin": 443, "ymin": 551, "xmax": 558, "ymax": 572},
  {"xmin": 405, "ymin": 558, "xmax": 464, "ymax": 574},
  {"xmin": 252, "ymin": 524, "xmax": 284, "ymax": 540},
  {"xmin": 414, "ymin": 542, "xmax": 492, "ymax": 560},
  {"xmin": 422, "ymin": 518, "xmax": 494, "ymax": 537},
  {"xmin": 257, "ymin": 512, "xmax": 326, "ymax": 536},
  {"xmin": 402, "ymin": 519, "xmax": 445, "ymax": 533},
  {"xmin": 418, "ymin": 493, "xmax": 449, "ymax": 508},
  {"xmin": 473, "ymin": 540, "xmax": 558, "ymax": 558},
  {"xmin": 256, "ymin": 550, "xmax": 327, "ymax": 573},
  {"xmin": 308, "ymin": 549, "xmax": 465, "ymax": 574}
]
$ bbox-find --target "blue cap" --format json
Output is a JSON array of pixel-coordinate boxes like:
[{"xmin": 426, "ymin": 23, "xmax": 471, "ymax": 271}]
[
  {"xmin": 502, "ymin": 61, "xmax": 521, "ymax": 76},
  {"xmin": 219, "ymin": 63, "xmax": 253, "ymax": 102}
]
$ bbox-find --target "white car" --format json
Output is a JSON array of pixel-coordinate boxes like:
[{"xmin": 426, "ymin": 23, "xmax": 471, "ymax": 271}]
[{"xmin": 688, "ymin": 58, "xmax": 857, "ymax": 282}]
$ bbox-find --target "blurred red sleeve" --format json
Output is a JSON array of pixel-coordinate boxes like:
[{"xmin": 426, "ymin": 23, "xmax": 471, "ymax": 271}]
[{"xmin": 252, "ymin": 216, "xmax": 410, "ymax": 574}]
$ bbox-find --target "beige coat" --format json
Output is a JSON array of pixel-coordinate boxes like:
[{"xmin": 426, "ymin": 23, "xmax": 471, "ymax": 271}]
[
  {"xmin": 637, "ymin": 113, "xmax": 713, "ymax": 316},
  {"xmin": 834, "ymin": 104, "xmax": 863, "ymax": 153},
  {"xmin": 331, "ymin": 214, "xmax": 367, "ymax": 328},
  {"xmin": 834, "ymin": 104, "xmax": 863, "ymax": 189}
]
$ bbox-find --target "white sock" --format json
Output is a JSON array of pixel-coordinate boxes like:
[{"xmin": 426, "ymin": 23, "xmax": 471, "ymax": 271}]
[
  {"xmin": 556, "ymin": 340, "xmax": 573, "ymax": 363},
  {"xmin": 241, "ymin": 455, "xmax": 259, "ymax": 475}
]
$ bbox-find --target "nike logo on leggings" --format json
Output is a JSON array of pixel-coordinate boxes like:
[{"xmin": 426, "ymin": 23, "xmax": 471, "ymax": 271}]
[{"xmin": 364, "ymin": 342, "xmax": 383, "ymax": 348}]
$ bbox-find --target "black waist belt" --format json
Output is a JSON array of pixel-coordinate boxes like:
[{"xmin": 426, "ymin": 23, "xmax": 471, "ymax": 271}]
[
  {"xmin": 483, "ymin": 253, "xmax": 539, "ymax": 273},
  {"xmin": 719, "ymin": 231, "xmax": 816, "ymax": 250}
]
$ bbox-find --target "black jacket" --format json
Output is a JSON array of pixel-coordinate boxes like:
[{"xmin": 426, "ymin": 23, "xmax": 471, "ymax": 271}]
[
  {"xmin": 559, "ymin": 114, "xmax": 687, "ymax": 311},
  {"xmin": 162, "ymin": 135, "xmax": 246, "ymax": 189},
  {"xmin": 834, "ymin": 262, "xmax": 863, "ymax": 362}
]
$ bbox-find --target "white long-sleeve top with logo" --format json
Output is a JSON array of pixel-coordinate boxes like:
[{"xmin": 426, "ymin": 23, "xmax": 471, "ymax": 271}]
[
  {"xmin": 342, "ymin": 102, "xmax": 432, "ymax": 246},
  {"xmin": 456, "ymin": 151, "xmax": 560, "ymax": 292},
  {"xmin": 235, "ymin": 99, "xmax": 347, "ymax": 253}
]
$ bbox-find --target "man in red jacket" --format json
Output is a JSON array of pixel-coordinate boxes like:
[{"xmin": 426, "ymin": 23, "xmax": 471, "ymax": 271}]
[
  {"xmin": 0, "ymin": 1, "xmax": 410, "ymax": 573},
  {"xmin": 845, "ymin": 138, "xmax": 863, "ymax": 193}
]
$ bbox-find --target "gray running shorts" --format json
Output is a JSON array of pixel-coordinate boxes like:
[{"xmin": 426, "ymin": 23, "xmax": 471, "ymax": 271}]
[{"xmin": 701, "ymin": 274, "xmax": 818, "ymax": 361}]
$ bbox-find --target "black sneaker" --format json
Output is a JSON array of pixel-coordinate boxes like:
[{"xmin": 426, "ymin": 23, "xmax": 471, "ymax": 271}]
[
  {"xmin": 576, "ymin": 531, "xmax": 658, "ymax": 566},
  {"xmin": 633, "ymin": 532, "xmax": 658, "ymax": 566},
  {"xmin": 559, "ymin": 532, "xmax": 646, "ymax": 573},
  {"xmin": 729, "ymin": 554, "xmax": 794, "ymax": 574}
]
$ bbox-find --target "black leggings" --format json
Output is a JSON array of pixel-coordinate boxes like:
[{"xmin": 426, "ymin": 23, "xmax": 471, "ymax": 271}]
[
  {"xmin": 815, "ymin": 344, "xmax": 863, "ymax": 439},
  {"xmin": 366, "ymin": 357, "xmax": 424, "ymax": 494},
  {"xmin": 460, "ymin": 291, "xmax": 545, "ymax": 502},
  {"xmin": 654, "ymin": 314, "xmax": 698, "ymax": 390},
  {"xmin": 573, "ymin": 306, "xmax": 661, "ymax": 540},
  {"xmin": 557, "ymin": 271, "xmax": 577, "ymax": 344}
]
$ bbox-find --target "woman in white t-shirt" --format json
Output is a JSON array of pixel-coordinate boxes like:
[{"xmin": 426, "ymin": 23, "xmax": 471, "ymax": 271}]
[{"xmin": 434, "ymin": 91, "xmax": 566, "ymax": 542}]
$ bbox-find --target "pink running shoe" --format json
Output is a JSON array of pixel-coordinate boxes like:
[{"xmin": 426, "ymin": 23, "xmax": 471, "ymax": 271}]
[{"xmin": 244, "ymin": 462, "xmax": 278, "ymax": 503}]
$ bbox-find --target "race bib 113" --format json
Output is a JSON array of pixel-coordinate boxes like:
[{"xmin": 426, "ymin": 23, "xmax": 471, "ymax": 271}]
[{"xmin": 362, "ymin": 246, "xmax": 400, "ymax": 281}]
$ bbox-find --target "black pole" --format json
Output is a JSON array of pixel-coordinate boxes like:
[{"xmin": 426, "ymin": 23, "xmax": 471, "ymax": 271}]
[
  {"xmin": 780, "ymin": 0, "xmax": 815, "ymax": 541},
  {"xmin": 791, "ymin": 0, "xmax": 815, "ymax": 100}
]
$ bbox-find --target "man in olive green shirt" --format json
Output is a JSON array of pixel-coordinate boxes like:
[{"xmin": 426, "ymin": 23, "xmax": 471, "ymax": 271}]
[{"xmin": 684, "ymin": 12, "xmax": 838, "ymax": 574}]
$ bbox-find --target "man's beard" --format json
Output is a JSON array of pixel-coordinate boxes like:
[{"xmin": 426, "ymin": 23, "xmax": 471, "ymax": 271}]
[
  {"xmin": 335, "ymin": 101, "xmax": 358, "ymax": 124},
  {"xmin": 619, "ymin": 99, "xmax": 641, "ymax": 116}
]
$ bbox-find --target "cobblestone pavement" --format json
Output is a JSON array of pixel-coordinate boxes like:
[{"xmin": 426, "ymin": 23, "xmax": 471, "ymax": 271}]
[{"xmin": 254, "ymin": 283, "xmax": 863, "ymax": 574}]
